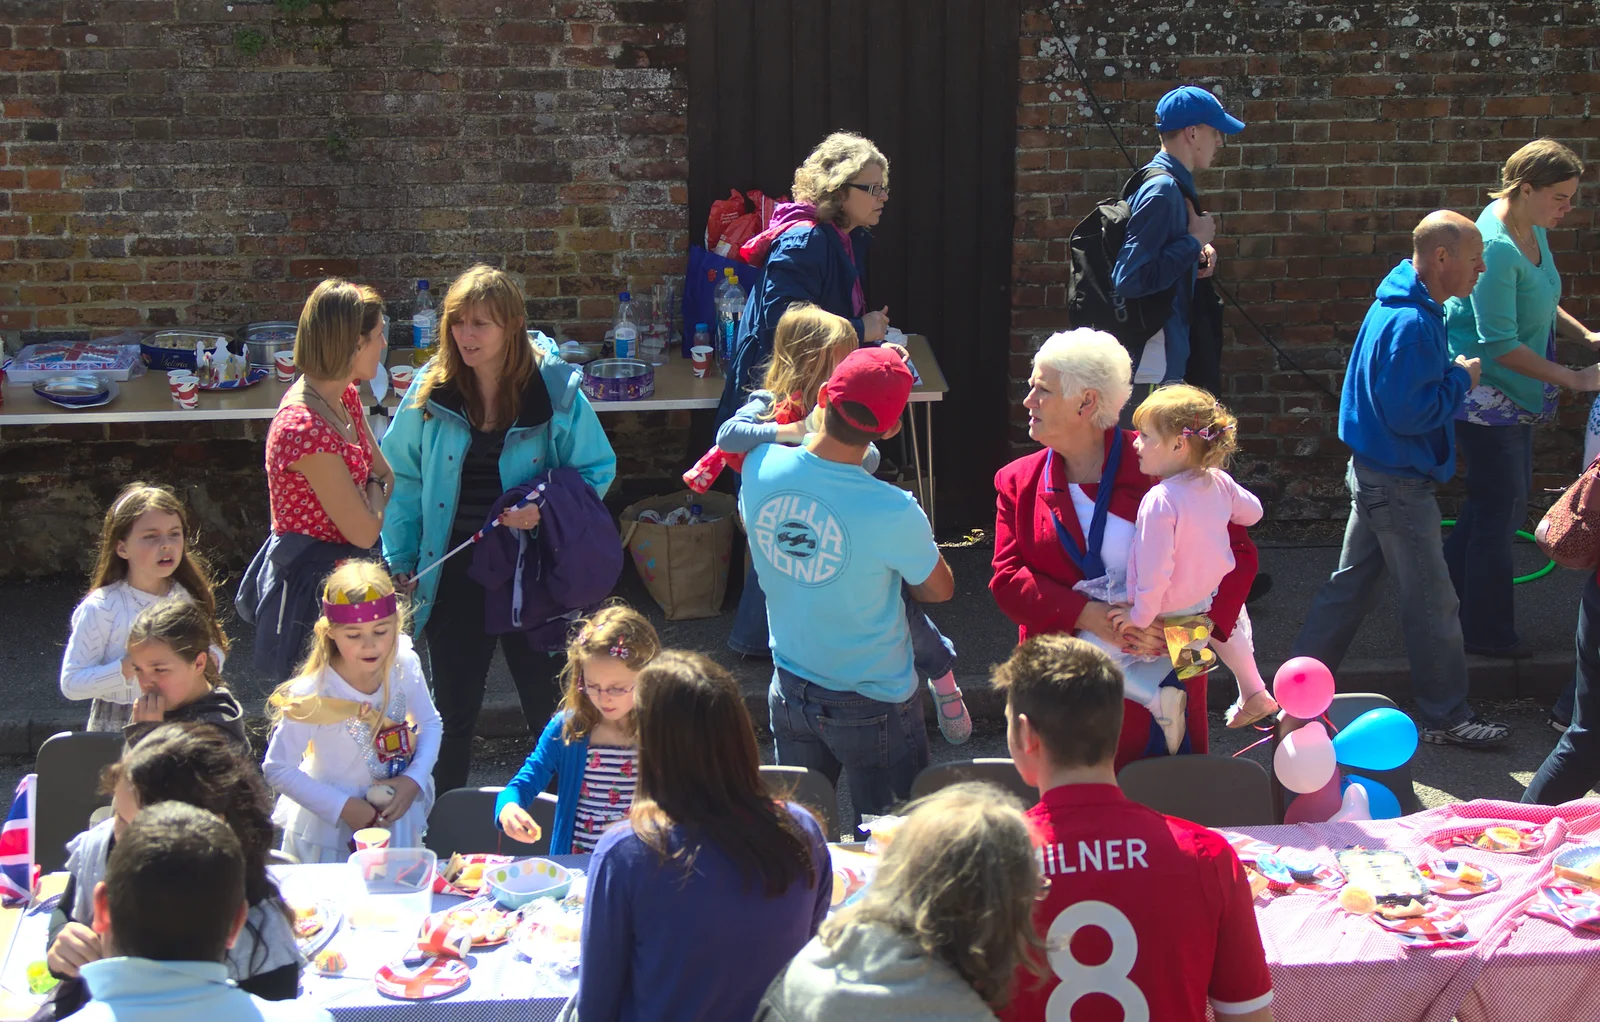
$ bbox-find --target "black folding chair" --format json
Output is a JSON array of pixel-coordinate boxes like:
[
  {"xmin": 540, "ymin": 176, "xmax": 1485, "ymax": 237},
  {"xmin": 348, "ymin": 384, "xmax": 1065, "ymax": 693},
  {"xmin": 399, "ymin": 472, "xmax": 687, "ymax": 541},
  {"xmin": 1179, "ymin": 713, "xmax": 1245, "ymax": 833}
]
[
  {"xmin": 1118, "ymin": 754, "xmax": 1276, "ymax": 827},
  {"xmin": 760, "ymin": 765, "xmax": 840, "ymax": 842},
  {"xmin": 909, "ymin": 758, "xmax": 1037, "ymax": 807},
  {"xmin": 36, "ymin": 731, "xmax": 125, "ymax": 873},
  {"xmin": 424, "ymin": 786, "xmax": 549, "ymax": 857}
]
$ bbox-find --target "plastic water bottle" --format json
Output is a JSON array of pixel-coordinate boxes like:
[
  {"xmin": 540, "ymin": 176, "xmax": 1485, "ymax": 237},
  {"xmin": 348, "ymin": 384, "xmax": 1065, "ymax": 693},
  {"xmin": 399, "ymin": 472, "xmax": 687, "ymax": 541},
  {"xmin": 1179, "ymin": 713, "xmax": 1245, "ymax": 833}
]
[
  {"xmin": 410, "ymin": 280, "xmax": 436, "ymax": 367},
  {"xmin": 689, "ymin": 503, "xmax": 703, "ymax": 524},
  {"xmin": 715, "ymin": 268, "xmax": 746, "ymax": 364},
  {"xmin": 692, "ymin": 322, "xmax": 713, "ymax": 355},
  {"xmin": 613, "ymin": 292, "xmax": 638, "ymax": 360}
]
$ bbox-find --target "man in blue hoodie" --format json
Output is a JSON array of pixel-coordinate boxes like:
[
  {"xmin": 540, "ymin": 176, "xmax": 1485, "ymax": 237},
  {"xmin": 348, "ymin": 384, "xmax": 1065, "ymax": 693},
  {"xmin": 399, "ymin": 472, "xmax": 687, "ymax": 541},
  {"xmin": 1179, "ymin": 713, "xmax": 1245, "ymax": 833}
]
[{"xmin": 1291, "ymin": 210, "xmax": 1510, "ymax": 748}]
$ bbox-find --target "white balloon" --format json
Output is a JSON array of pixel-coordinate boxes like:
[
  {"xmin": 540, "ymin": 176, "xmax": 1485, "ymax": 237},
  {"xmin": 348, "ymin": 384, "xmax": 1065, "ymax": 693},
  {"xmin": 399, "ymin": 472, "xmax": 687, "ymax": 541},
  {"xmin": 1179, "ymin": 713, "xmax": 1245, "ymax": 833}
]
[
  {"xmin": 1274, "ymin": 723, "xmax": 1338, "ymax": 794},
  {"xmin": 1329, "ymin": 783, "xmax": 1372, "ymax": 823}
]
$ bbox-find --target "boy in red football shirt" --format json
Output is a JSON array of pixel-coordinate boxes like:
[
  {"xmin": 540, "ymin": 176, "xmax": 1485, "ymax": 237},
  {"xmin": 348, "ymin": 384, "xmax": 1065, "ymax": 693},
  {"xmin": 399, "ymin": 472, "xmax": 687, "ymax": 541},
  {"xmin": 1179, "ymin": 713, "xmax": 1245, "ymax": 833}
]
[{"xmin": 992, "ymin": 634, "xmax": 1274, "ymax": 1022}]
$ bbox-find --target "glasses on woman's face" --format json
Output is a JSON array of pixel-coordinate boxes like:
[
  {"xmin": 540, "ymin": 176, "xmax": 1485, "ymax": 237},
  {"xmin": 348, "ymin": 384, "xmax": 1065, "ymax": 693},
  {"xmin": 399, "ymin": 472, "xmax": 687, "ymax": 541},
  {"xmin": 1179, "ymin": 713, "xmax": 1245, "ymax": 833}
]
[
  {"xmin": 848, "ymin": 182, "xmax": 890, "ymax": 199},
  {"xmin": 581, "ymin": 683, "xmax": 635, "ymax": 701}
]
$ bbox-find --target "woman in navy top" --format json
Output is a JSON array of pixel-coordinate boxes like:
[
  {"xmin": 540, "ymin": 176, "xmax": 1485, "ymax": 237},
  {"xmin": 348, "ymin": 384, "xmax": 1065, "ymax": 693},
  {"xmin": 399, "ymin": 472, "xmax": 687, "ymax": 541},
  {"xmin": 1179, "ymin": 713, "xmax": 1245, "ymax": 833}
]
[{"xmin": 576, "ymin": 651, "xmax": 832, "ymax": 1022}]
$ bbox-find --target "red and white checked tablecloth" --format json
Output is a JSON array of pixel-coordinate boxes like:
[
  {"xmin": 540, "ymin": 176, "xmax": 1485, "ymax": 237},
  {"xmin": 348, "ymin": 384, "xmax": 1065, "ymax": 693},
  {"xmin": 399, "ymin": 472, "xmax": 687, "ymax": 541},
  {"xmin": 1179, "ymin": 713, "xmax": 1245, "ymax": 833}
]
[{"xmin": 1221, "ymin": 798, "xmax": 1600, "ymax": 1022}]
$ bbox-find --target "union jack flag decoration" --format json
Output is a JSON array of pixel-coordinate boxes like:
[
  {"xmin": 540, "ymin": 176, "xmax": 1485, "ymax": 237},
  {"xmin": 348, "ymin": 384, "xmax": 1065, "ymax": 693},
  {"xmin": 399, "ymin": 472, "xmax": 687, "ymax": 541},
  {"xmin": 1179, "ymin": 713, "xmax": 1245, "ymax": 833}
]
[{"xmin": 0, "ymin": 774, "xmax": 37, "ymax": 906}]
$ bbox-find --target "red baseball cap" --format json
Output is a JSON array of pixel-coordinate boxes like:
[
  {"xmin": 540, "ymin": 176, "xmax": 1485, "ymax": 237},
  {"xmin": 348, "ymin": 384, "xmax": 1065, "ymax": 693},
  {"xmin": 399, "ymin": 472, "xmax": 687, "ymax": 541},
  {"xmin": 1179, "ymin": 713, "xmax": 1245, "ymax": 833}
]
[{"xmin": 823, "ymin": 347, "xmax": 914, "ymax": 433}]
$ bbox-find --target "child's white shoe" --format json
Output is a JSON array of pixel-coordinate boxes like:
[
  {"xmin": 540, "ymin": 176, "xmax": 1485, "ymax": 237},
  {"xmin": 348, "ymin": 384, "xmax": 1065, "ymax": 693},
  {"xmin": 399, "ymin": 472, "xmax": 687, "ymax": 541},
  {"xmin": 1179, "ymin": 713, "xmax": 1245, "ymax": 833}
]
[{"xmin": 1156, "ymin": 686, "xmax": 1188, "ymax": 755}]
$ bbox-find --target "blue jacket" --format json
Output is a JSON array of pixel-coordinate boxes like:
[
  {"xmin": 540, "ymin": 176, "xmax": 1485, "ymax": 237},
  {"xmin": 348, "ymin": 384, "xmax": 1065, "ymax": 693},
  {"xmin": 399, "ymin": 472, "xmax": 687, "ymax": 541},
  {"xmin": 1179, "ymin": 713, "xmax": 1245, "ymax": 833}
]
[
  {"xmin": 235, "ymin": 530, "xmax": 376, "ymax": 683},
  {"xmin": 76, "ymin": 958, "xmax": 332, "ymax": 1022},
  {"xmin": 716, "ymin": 224, "xmax": 872, "ymax": 424},
  {"xmin": 1339, "ymin": 258, "xmax": 1472, "ymax": 483},
  {"xmin": 1112, "ymin": 152, "xmax": 1202, "ymax": 381},
  {"xmin": 494, "ymin": 712, "xmax": 592, "ymax": 855},
  {"xmin": 380, "ymin": 333, "xmax": 617, "ymax": 633},
  {"xmin": 469, "ymin": 470, "xmax": 623, "ymax": 650}
]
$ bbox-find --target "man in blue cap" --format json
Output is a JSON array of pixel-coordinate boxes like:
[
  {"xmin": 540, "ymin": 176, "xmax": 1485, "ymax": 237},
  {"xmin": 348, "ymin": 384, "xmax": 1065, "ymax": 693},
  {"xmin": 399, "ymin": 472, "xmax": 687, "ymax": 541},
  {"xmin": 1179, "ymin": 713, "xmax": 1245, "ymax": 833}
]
[{"xmin": 1112, "ymin": 85, "xmax": 1246, "ymax": 417}]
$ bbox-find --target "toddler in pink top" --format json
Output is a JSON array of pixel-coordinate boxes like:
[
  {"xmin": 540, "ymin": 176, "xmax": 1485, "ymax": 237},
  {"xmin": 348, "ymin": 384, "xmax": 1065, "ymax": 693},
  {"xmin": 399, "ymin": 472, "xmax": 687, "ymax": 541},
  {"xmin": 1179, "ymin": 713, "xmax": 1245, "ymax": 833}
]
[{"xmin": 1109, "ymin": 385, "xmax": 1279, "ymax": 730}]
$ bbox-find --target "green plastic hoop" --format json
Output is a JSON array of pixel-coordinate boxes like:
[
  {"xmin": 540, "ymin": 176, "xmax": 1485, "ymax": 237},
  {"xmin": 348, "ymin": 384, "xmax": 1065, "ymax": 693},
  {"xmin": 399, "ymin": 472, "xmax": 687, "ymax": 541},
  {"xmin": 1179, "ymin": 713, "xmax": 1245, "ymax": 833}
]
[{"xmin": 1439, "ymin": 518, "xmax": 1557, "ymax": 584}]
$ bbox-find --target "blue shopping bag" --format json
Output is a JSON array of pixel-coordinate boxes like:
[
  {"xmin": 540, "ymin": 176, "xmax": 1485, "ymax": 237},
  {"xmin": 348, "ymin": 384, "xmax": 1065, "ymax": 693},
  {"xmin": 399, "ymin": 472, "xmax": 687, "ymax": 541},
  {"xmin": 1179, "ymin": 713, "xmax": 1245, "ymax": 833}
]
[{"xmin": 682, "ymin": 246, "xmax": 762, "ymax": 358}]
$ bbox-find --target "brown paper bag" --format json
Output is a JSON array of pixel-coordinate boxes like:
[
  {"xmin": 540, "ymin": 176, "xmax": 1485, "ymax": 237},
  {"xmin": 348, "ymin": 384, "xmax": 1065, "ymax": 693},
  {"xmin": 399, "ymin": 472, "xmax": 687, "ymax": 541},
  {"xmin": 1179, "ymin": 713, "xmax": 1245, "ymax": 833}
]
[{"xmin": 618, "ymin": 491, "xmax": 736, "ymax": 620}]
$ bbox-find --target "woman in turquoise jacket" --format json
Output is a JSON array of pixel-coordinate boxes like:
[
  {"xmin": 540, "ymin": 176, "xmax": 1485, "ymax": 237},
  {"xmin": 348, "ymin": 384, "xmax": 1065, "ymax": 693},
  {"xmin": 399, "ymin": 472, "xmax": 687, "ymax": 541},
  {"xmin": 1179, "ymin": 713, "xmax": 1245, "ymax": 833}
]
[
  {"xmin": 382, "ymin": 265, "xmax": 617, "ymax": 793},
  {"xmin": 1444, "ymin": 141, "xmax": 1600, "ymax": 660}
]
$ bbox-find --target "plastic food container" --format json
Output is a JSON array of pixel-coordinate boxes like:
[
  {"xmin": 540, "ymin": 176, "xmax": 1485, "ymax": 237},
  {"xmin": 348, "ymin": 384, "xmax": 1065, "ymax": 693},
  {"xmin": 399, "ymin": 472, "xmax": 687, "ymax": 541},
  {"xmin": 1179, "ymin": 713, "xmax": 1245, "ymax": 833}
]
[
  {"xmin": 485, "ymin": 858, "xmax": 573, "ymax": 909},
  {"xmin": 140, "ymin": 330, "xmax": 230, "ymax": 371},
  {"xmin": 581, "ymin": 359, "xmax": 654, "ymax": 402},
  {"xmin": 244, "ymin": 321, "xmax": 298, "ymax": 369},
  {"xmin": 345, "ymin": 848, "xmax": 436, "ymax": 932}
]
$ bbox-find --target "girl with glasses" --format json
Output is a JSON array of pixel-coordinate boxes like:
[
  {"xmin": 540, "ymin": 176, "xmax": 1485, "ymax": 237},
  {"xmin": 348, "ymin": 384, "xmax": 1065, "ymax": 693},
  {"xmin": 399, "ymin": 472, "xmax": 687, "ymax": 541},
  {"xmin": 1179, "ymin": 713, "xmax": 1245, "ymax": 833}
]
[{"xmin": 494, "ymin": 604, "xmax": 660, "ymax": 853}]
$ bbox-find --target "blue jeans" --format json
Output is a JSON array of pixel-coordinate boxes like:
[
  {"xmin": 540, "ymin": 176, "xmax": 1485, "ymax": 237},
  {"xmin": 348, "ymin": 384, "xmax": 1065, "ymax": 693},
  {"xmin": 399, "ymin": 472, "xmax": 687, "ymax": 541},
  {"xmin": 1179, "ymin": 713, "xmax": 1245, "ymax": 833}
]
[
  {"xmin": 768, "ymin": 667, "xmax": 930, "ymax": 831},
  {"xmin": 731, "ymin": 570, "xmax": 957, "ymax": 678},
  {"xmin": 1524, "ymin": 573, "xmax": 1600, "ymax": 804},
  {"xmin": 1444, "ymin": 422, "xmax": 1535, "ymax": 651},
  {"xmin": 1291, "ymin": 460, "xmax": 1472, "ymax": 729}
]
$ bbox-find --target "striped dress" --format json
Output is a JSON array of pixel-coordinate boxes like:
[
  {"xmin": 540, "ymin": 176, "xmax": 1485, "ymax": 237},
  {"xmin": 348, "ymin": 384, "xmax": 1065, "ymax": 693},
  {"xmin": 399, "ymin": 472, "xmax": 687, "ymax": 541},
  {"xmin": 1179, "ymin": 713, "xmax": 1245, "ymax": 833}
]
[{"xmin": 570, "ymin": 744, "xmax": 639, "ymax": 853}]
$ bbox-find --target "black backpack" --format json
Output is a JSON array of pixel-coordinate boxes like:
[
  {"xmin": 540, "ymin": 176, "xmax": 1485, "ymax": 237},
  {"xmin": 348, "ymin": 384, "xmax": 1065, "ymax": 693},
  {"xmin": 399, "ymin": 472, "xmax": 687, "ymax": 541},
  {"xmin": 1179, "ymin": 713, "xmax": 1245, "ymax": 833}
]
[{"xmin": 1067, "ymin": 165, "xmax": 1202, "ymax": 353}]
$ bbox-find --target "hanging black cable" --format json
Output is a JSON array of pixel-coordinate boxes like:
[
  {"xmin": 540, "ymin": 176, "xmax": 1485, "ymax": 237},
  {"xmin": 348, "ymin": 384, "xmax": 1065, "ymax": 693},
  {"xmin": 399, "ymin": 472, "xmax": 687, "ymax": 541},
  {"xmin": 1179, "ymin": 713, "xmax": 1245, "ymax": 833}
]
[{"xmin": 1051, "ymin": 22, "xmax": 1338, "ymax": 402}]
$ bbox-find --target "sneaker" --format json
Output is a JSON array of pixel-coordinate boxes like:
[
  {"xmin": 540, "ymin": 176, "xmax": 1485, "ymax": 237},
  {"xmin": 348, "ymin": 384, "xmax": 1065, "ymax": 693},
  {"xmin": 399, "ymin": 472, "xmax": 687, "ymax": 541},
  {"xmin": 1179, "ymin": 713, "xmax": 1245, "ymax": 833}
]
[
  {"xmin": 1420, "ymin": 715, "xmax": 1511, "ymax": 748},
  {"xmin": 1550, "ymin": 714, "xmax": 1571, "ymax": 735},
  {"xmin": 1156, "ymin": 686, "xmax": 1188, "ymax": 755},
  {"xmin": 926, "ymin": 678, "xmax": 972, "ymax": 745}
]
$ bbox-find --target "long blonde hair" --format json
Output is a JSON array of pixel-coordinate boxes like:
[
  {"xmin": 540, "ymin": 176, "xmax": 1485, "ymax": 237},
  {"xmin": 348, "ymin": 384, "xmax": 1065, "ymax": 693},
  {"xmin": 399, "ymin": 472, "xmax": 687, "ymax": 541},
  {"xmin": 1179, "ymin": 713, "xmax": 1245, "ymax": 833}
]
[
  {"xmin": 88, "ymin": 483, "xmax": 220, "ymax": 626},
  {"xmin": 820, "ymin": 782, "xmax": 1045, "ymax": 1007},
  {"xmin": 791, "ymin": 132, "xmax": 890, "ymax": 227},
  {"xmin": 269, "ymin": 560, "xmax": 406, "ymax": 719},
  {"xmin": 410, "ymin": 265, "xmax": 539, "ymax": 429},
  {"xmin": 557, "ymin": 604, "xmax": 660, "ymax": 742},
  {"xmin": 757, "ymin": 303, "xmax": 858, "ymax": 420}
]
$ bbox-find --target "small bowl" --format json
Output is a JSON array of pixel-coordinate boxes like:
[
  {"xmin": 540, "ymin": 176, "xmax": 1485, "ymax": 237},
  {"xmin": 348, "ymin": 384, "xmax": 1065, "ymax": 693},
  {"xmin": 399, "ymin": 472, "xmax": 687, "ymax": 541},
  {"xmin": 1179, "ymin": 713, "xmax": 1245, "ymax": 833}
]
[
  {"xmin": 33, "ymin": 374, "xmax": 109, "ymax": 405},
  {"xmin": 559, "ymin": 340, "xmax": 603, "ymax": 364},
  {"xmin": 485, "ymin": 858, "xmax": 573, "ymax": 909}
]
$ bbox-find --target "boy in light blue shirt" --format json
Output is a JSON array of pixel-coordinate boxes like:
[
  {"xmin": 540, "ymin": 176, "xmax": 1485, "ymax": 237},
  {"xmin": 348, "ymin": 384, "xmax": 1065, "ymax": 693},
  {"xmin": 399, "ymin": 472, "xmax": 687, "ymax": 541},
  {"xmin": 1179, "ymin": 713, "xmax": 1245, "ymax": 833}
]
[
  {"xmin": 741, "ymin": 347, "xmax": 954, "ymax": 830},
  {"xmin": 76, "ymin": 802, "xmax": 332, "ymax": 1022}
]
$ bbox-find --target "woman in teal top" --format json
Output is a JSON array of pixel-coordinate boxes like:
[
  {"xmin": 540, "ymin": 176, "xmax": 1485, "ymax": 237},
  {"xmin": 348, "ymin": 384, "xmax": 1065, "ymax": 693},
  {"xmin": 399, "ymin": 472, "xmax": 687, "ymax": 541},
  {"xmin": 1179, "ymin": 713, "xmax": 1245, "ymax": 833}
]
[{"xmin": 1444, "ymin": 140, "xmax": 1600, "ymax": 657}]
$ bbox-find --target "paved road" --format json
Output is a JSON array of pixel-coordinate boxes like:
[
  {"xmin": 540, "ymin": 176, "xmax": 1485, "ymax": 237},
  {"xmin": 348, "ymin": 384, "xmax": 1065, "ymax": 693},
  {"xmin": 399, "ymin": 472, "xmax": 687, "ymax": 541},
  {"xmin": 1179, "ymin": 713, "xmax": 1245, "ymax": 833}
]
[{"xmin": 2, "ymin": 535, "xmax": 1592, "ymax": 818}]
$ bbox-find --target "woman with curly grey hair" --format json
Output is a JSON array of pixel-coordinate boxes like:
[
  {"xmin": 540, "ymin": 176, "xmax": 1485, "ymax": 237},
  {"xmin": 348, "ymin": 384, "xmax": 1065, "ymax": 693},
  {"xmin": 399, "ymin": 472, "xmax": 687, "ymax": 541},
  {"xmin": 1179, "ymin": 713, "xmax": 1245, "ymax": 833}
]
[
  {"xmin": 716, "ymin": 131, "xmax": 893, "ymax": 426},
  {"xmin": 753, "ymin": 782, "xmax": 1044, "ymax": 1022}
]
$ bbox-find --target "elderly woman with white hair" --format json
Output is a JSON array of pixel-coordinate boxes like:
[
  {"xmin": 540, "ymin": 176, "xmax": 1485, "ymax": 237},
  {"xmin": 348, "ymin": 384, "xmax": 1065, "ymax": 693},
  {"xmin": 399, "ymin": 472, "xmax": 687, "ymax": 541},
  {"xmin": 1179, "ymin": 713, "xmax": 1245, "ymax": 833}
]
[{"xmin": 989, "ymin": 329, "xmax": 1259, "ymax": 767}]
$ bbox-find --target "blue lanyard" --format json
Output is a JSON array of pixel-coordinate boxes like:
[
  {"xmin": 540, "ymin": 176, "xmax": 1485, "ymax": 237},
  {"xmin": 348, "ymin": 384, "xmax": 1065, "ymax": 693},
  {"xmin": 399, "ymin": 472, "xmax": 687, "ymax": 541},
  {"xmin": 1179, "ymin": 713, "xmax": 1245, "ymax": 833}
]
[{"xmin": 1042, "ymin": 427, "xmax": 1122, "ymax": 580}]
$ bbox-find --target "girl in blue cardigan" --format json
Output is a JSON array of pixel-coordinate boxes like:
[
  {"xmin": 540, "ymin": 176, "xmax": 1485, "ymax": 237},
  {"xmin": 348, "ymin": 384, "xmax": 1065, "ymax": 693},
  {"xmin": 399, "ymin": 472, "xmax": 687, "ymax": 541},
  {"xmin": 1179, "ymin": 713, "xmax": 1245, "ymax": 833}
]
[{"xmin": 494, "ymin": 605, "xmax": 660, "ymax": 853}]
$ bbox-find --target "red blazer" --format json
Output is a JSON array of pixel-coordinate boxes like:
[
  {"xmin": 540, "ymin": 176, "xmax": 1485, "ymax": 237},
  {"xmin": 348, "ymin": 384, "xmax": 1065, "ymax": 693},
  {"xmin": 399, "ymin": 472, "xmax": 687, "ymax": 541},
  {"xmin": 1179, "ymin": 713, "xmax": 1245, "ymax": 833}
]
[{"xmin": 990, "ymin": 429, "xmax": 1256, "ymax": 644}]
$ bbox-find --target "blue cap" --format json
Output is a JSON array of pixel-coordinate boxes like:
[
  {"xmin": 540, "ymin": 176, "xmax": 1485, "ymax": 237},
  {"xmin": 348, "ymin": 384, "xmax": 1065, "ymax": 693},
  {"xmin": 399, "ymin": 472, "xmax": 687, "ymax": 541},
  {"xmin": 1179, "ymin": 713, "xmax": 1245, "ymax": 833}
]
[{"xmin": 1155, "ymin": 85, "xmax": 1246, "ymax": 134}]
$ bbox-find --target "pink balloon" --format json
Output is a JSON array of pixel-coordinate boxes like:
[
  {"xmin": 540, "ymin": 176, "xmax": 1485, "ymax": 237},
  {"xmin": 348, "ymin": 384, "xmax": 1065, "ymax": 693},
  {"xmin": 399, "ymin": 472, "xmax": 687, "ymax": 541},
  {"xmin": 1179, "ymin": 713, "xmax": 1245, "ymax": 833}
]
[
  {"xmin": 1274, "ymin": 722, "xmax": 1337, "ymax": 794},
  {"xmin": 1284, "ymin": 766, "xmax": 1344, "ymax": 825},
  {"xmin": 1274, "ymin": 656, "xmax": 1336, "ymax": 720}
]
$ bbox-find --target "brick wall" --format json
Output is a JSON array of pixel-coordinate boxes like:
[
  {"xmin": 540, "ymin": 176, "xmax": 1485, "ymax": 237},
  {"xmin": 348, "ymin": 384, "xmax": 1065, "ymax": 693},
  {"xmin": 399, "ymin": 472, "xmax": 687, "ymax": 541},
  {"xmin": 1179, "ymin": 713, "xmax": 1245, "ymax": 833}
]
[
  {"xmin": 1013, "ymin": 1, "xmax": 1600, "ymax": 528},
  {"xmin": 1, "ymin": 0, "xmax": 687, "ymax": 341},
  {"xmin": 1, "ymin": 0, "xmax": 693, "ymax": 577}
]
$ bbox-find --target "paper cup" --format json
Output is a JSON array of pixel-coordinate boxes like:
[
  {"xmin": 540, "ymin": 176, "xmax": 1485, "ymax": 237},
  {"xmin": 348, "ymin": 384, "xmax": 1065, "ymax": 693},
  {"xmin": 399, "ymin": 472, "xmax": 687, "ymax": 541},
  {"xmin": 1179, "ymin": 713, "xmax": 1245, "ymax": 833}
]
[
  {"xmin": 273, "ymin": 350, "xmax": 296, "ymax": 383},
  {"xmin": 173, "ymin": 375, "xmax": 199, "ymax": 409},
  {"xmin": 354, "ymin": 827, "xmax": 392, "ymax": 851},
  {"xmin": 389, "ymin": 364, "xmax": 414, "ymax": 390},
  {"xmin": 690, "ymin": 345, "xmax": 713, "ymax": 378}
]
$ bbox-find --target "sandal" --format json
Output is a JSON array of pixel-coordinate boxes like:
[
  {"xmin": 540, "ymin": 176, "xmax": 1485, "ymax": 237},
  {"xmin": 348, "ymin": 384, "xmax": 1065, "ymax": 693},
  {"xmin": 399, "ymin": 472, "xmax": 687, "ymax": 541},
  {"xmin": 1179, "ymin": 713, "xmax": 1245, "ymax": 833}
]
[
  {"xmin": 927, "ymin": 679, "xmax": 972, "ymax": 745},
  {"xmin": 1226, "ymin": 690, "xmax": 1280, "ymax": 729}
]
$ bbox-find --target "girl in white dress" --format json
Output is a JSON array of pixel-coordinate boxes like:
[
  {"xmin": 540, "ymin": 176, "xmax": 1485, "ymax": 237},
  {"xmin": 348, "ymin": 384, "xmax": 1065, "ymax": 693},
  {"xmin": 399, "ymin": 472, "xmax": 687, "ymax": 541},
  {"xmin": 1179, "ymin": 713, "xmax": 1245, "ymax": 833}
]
[{"xmin": 263, "ymin": 560, "xmax": 441, "ymax": 863}]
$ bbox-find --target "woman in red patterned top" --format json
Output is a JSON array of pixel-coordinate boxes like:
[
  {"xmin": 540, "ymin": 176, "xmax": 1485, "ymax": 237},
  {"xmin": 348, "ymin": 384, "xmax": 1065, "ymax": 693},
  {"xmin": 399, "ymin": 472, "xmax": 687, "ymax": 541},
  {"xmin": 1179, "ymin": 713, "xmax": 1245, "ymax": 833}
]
[
  {"xmin": 266, "ymin": 279, "xmax": 392, "ymax": 548},
  {"xmin": 240, "ymin": 279, "xmax": 393, "ymax": 681}
]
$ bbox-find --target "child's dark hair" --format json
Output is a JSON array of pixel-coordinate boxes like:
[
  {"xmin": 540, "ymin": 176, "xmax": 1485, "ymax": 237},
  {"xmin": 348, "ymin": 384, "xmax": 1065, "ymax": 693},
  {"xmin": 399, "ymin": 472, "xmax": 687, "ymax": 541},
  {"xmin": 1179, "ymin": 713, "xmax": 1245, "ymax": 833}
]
[
  {"xmin": 101, "ymin": 723, "xmax": 291, "ymax": 959},
  {"xmin": 88, "ymin": 482, "xmax": 220, "ymax": 621},
  {"xmin": 125, "ymin": 599, "xmax": 228, "ymax": 689},
  {"xmin": 104, "ymin": 801, "xmax": 245, "ymax": 963}
]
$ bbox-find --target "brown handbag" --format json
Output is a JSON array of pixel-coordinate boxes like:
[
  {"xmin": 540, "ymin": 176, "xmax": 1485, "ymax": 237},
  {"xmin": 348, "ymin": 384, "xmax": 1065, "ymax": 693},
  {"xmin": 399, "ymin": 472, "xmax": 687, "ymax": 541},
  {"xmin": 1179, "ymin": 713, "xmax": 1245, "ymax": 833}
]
[{"xmin": 1535, "ymin": 457, "xmax": 1600, "ymax": 570}]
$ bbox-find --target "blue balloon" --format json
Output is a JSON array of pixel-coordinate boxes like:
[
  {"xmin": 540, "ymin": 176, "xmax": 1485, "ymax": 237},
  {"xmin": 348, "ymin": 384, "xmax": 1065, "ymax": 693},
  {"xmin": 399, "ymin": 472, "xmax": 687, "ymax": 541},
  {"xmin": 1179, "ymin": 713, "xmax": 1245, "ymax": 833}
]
[
  {"xmin": 1341, "ymin": 775, "xmax": 1403, "ymax": 820},
  {"xmin": 1332, "ymin": 708, "xmax": 1418, "ymax": 771}
]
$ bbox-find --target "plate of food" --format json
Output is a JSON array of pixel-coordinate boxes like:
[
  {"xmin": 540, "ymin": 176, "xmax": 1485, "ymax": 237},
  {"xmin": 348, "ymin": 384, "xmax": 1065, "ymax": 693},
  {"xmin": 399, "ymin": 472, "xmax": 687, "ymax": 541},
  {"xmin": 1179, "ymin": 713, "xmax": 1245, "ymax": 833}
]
[
  {"xmin": 1420, "ymin": 859, "xmax": 1501, "ymax": 897},
  {"xmin": 291, "ymin": 901, "xmax": 341, "ymax": 958},
  {"xmin": 511, "ymin": 901, "xmax": 583, "ymax": 974},
  {"xmin": 1430, "ymin": 824, "xmax": 1546, "ymax": 855},
  {"xmin": 1371, "ymin": 898, "xmax": 1473, "ymax": 948},
  {"xmin": 423, "ymin": 900, "xmax": 517, "ymax": 947},
  {"xmin": 1336, "ymin": 849, "xmax": 1429, "ymax": 902},
  {"xmin": 375, "ymin": 957, "xmax": 471, "ymax": 1001},
  {"xmin": 196, "ymin": 366, "xmax": 269, "ymax": 391},
  {"xmin": 1553, "ymin": 845, "xmax": 1600, "ymax": 888},
  {"xmin": 1530, "ymin": 885, "xmax": 1600, "ymax": 933},
  {"xmin": 1252, "ymin": 850, "xmax": 1343, "ymax": 893},
  {"xmin": 436, "ymin": 852, "xmax": 512, "ymax": 895}
]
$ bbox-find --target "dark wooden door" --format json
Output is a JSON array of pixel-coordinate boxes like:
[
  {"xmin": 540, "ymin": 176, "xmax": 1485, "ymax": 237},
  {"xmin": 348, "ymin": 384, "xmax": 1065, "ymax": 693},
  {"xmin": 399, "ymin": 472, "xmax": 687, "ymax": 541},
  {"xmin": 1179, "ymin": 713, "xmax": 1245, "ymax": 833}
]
[{"xmin": 687, "ymin": 0, "xmax": 1020, "ymax": 529}]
